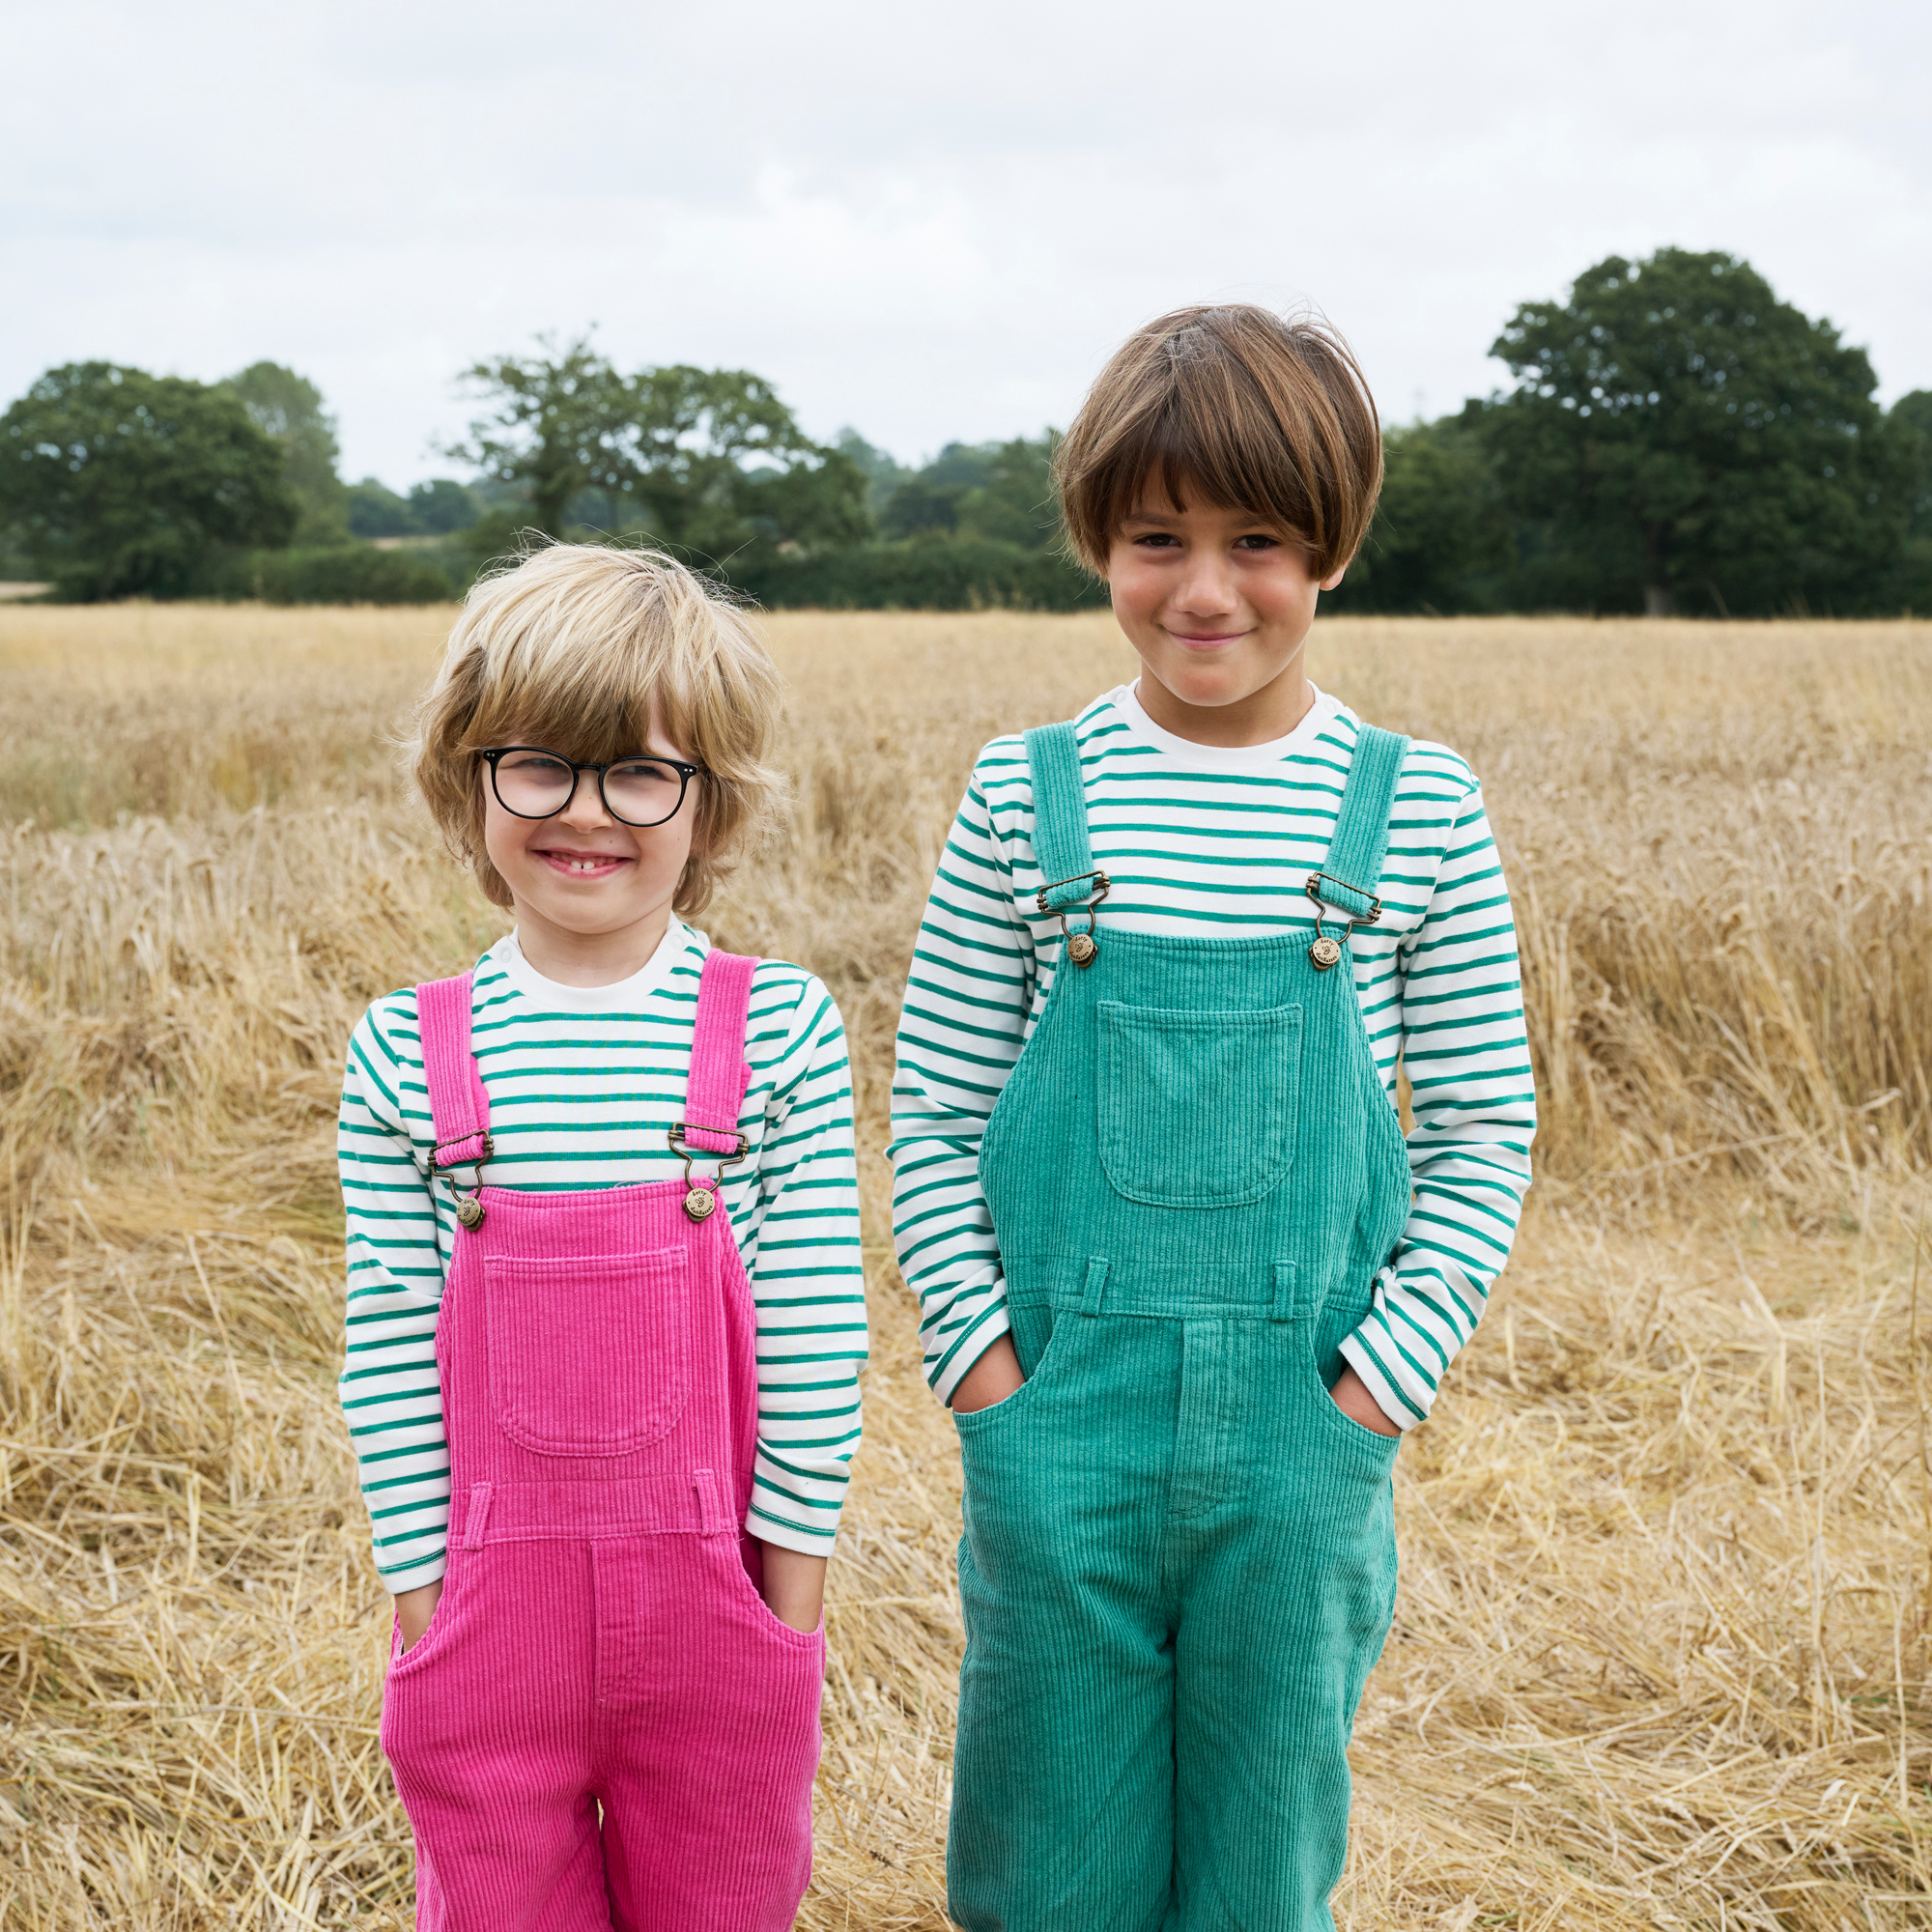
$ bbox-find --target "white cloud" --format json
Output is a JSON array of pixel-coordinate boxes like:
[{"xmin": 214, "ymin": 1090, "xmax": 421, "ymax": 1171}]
[{"xmin": 3, "ymin": 0, "xmax": 1925, "ymax": 484}]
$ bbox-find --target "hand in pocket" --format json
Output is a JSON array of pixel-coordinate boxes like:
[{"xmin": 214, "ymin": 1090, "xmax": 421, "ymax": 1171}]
[
  {"xmin": 396, "ymin": 1579, "xmax": 444, "ymax": 1654},
  {"xmin": 1328, "ymin": 1365, "xmax": 1402, "ymax": 1438},
  {"xmin": 950, "ymin": 1335, "xmax": 1025, "ymax": 1415}
]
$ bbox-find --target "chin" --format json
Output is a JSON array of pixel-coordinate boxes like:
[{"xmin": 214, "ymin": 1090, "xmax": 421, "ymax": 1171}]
[{"xmin": 1161, "ymin": 668, "xmax": 1250, "ymax": 709}]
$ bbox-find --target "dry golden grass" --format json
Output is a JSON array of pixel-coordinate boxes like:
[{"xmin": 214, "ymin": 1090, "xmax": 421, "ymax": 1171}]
[{"xmin": 2, "ymin": 603, "xmax": 1929, "ymax": 1929}]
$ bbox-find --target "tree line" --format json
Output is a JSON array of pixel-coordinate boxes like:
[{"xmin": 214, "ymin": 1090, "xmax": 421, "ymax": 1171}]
[{"xmin": 2, "ymin": 247, "xmax": 1926, "ymax": 615}]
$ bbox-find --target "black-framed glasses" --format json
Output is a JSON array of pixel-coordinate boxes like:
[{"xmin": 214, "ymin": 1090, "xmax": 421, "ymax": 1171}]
[{"xmin": 480, "ymin": 746, "xmax": 704, "ymax": 829}]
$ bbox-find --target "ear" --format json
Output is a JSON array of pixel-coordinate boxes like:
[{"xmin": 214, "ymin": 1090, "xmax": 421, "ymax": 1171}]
[{"xmin": 1320, "ymin": 563, "xmax": 1348, "ymax": 592}]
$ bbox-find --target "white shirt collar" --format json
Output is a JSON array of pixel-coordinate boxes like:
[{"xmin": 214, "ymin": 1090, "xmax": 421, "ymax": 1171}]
[
  {"xmin": 489, "ymin": 916, "xmax": 697, "ymax": 1012},
  {"xmin": 1103, "ymin": 677, "xmax": 1343, "ymax": 769}
]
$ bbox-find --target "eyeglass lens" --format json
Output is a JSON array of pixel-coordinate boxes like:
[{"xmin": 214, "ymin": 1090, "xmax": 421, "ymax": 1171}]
[{"xmin": 493, "ymin": 751, "xmax": 688, "ymax": 827}]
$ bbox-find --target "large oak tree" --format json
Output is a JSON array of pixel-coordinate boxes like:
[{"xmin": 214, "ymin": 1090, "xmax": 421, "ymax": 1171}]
[
  {"xmin": 0, "ymin": 362, "xmax": 299, "ymax": 600},
  {"xmin": 1477, "ymin": 249, "xmax": 1907, "ymax": 615}
]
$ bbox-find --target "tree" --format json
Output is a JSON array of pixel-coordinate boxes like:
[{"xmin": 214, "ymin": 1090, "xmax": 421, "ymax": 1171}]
[
  {"xmin": 1476, "ymin": 249, "xmax": 1906, "ymax": 614},
  {"xmin": 407, "ymin": 478, "xmax": 479, "ymax": 534},
  {"xmin": 225, "ymin": 361, "xmax": 348, "ymax": 543},
  {"xmin": 448, "ymin": 335, "xmax": 868, "ymax": 562},
  {"xmin": 1330, "ymin": 418, "xmax": 1513, "ymax": 612},
  {"xmin": 446, "ymin": 334, "xmax": 634, "ymax": 538},
  {"xmin": 618, "ymin": 363, "xmax": 867, "ymax": 559},
  {"xmin": 834, "ymin": 429, "xmax": 910, "ymax": 518},
  {"xmin": 880, "ymin": 475, "xmax": 962, "ymax": 538},
  {"xmin": 0, "ymin": 362, "xmax": 299, "ymax": 600},
  {"xmin": 1892, "ymin": 392, "xmax": 1932, "ymax": 541},
  {"xmin": 954, "ymin": 436, "xmax": 1060, "ymax": 550},
  {"xmin": 1873, "ymin": 391, "xmax": 1932, "ymax": 612},
  {"xmin": 347, "ymin": 477, "xmax": 415, "ymax": 539}
]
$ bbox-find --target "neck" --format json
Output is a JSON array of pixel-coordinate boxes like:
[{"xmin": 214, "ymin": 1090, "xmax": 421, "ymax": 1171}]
[
  {"xmin": 1134, "ymin": 660, "xmax": 1316, "ymax": 748},
  {"xmin": 510, "ymin": 901, "xmax": 674, "ymax": 987}
]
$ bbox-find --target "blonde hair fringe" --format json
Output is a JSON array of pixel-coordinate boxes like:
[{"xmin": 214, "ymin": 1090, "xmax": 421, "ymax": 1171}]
[{"xmin": 406, "ymin": 542, "xmax": 788, "ymax": 917}]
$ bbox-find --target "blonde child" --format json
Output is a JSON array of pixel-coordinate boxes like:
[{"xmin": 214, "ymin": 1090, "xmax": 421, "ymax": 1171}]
[
  {"xmin": 337, "ymin": 545, "xmax": 865, "ymax": 1930},
  {"xmin": 891, "ymin": 306, "xmax": 1536, "ymax": 1929}
]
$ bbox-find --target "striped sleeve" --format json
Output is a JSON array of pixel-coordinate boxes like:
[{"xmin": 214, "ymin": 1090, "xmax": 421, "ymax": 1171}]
[
  {"xmin": 739, "ymin": 967, "xmax": 868, "ymax": 1555},
  {"xmin": 1338, "ymin": 781, "xmax": 1537, "ymax": 1428},
  {"xmin": 335, "ymin": 994, "xmax": 453, "ymax": 1595},
  {"xmin": 887, "ymin": 763, "xmax": 1034, "ymax": 1403}
]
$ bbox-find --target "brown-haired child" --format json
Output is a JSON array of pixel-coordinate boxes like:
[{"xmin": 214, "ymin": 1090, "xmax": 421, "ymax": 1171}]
[{"xmin": 890, "ymin": 306, "xmax": 1536, "ymax": 1928}]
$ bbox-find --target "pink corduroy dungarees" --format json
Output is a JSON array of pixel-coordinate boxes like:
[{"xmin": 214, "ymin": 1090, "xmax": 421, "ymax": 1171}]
[{"xmin": 381, "ymin": 949, "xmax": 825, "ymax": 1932}]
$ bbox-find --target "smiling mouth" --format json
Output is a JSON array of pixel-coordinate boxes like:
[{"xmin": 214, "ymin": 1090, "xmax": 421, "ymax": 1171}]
[
  {"xmin": 1171, "ymin": 630, "xmax": 1248, "ymax": 646},
  {"xmin": 535, "ymin": 849, "xmax": 632, "ymax": 876}
]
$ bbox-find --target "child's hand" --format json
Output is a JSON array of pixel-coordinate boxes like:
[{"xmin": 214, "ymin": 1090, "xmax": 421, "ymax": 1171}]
[
  {"xmin": 1328, "ymin": 1366, "xmax": 1403, "ymax": 1438},
  {"xmin": 949, "ymin": 1335, "xmax": 1025, "ymax": 1414},
  {"xmin": 396, "ymin": 1579, "xmax": 444, "ymax": 1653},
  {"xmin": 759, "ymin": 1544, "xmax": 827, "ymax": 1634}
]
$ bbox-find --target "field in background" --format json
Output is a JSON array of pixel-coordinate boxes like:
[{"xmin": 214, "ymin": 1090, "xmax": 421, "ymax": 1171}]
[{"xmin": 2, "ymin": 604, "xmax": 1929, "ymax": 1929}]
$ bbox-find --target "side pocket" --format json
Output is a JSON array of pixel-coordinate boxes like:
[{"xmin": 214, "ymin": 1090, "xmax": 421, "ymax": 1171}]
[
  {"xmin": 952, "ymin": 1302, "xmax": 1078, "ymax": 1437},
  {"xmin": 1301, "ymin": 1323, "xmax": 1404, "ymax": 1466},
  {"xmin": 385, "ymin": 1554, "xmax": 466, "ymax": 1682}
]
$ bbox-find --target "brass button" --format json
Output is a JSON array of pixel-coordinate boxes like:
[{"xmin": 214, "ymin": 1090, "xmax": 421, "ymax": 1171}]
[
  {"xmin": 1068, "ymin": 932, "xmax": 1097, "ymax": 966},
  {"xmin": 457, "ymin": 1196, "xmax": 486, "ymax": 1230},
  {"xmin": 684, "ymin": 1186, "xmax": 718, "ymax": 1222},
  {"xmin": 1308, "ymin": 936, "xmax": 1344, "ymax": 971}
]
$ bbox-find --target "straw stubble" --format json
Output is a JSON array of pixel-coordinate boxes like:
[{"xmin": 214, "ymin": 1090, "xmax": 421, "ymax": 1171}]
[{"xmin": 1, "ymin": 605, "xmax": 1928, "ymax": 1927}]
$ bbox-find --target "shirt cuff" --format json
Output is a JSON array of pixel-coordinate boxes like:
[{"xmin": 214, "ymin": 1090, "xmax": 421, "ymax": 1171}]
[
  {"xmin": 931, "ymin": 1299, "xmax": 1013, "ymax": 1407},
  {"xmin": 1337, "ymin": 1332, "xmax": 1427, "ymax": 1433},
  {"xmin": 746, "ymin": 1511, "xmax": 839, "ymax": 1557},
  {"xmin": 380, "ymin": 1548, "xmax": 448, "ymax": 1596}
]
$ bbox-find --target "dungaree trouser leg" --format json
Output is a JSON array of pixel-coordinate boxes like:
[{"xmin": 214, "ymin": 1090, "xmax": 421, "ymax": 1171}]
[
  {"xmin": 948, "ymin": 724, "xmax": 1414, "ymax": 1932},
  {"xmin": 381, "ymin": 951, "xmax": 825, "ymax": 1932}
]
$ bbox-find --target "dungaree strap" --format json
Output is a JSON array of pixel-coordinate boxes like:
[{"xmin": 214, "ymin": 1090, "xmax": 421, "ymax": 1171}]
[
  {"xmin": 414, "ymin": 972, "xmax": 492, "ymax": 1169},
  {"xmin": 1314, "ymin": 723, "xmax": 1411, "ymax": 916},
  {"xmin": 1023, "ymin": 722, "xmax": 1101, "ymax": 913},
  {"xmin": 681, "ymin": 950, "xmax": 759, "ymax": 1153}
]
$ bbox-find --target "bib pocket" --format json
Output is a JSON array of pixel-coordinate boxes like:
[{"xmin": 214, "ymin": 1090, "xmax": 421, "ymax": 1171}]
[
  {"xmin": 484, "ymin": 1246, "xmax": 690, "ymax": 1457},
  {"xmin": 1097, "ymin": 1000, "xmax": 1303, "ymax": 1208}
]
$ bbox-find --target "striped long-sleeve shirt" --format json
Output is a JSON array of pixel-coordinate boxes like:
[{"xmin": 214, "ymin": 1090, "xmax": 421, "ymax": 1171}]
[
  {"xmin": 336, "ymin": 920, "xmax": 867, "ymax": 1594},
  {"xmin": 888, "ymin": 681, "xmax": 1535, "ymax": 1431}
]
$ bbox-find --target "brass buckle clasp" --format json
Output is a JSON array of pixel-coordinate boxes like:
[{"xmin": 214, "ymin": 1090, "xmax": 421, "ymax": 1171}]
[
  {"xmin": 1303, "ymin": 871, "xmax": 1382, "ymax": 973},
  {"xmin": 668, "ymin": 1123, "xmax": 751, "ymax": 1221},
  {"xmin": 1037, "ymin": 869, "xmax": 1111, "ymax": 968},
  {"xmin": 434, "ymin": 1131, "xmax": 495, "ymax": 1229}
]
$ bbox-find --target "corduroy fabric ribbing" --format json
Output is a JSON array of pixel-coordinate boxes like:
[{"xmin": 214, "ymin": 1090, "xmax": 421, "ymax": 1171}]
[
  {"xmin": 949, "ymin": 721, "xmax": 1411, "ymax": 1932},
  {"xmin": 383, "ymin": 950, "xmax": 822, "ymax": 1932}
]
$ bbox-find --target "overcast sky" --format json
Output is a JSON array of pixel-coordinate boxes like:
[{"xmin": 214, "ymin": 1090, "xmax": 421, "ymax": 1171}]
[{"xmin": 5, "ymin": 0, "xmax": 1926, "ymax": 488}]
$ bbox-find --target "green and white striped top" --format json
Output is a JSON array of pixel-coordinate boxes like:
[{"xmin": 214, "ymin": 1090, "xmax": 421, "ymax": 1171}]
[
  {"xmin": 889, "ymin": 681, "xmax": 1536, "ymax": 1430},
  {"xmin": 336, "ymin": 921, "xmax": 867, "ymax": 1594}
]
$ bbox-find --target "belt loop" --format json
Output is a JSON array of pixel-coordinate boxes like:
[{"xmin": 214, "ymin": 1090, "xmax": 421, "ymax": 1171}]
[
  {"xmin": 1079, "ymin": 1256, "xmax": 1111, "ymax": 1319},
  {"xmin": 461, "ymin": 1482, "xmax": 494, "ymax": 1550},
  {"xmin": 693, "ymin": 1467, "xmax": 722, "ymax": 1535},
  {"xmin": 1269, "ymin": 1262, "xmax": 1303, "ymax": 1323}
]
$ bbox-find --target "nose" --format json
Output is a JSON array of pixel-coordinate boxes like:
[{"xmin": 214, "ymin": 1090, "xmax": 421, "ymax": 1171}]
[
  {"xmin": 557, "ymin": 768, "xmax": 614, "ymax": 828},
  {"xmin": 1171, "ymin": 550, "xmax": 1240, "ymax": 617}
]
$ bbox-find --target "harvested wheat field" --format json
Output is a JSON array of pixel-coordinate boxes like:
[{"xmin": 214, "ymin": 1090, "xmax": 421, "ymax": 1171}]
[{"xmin": 3, "ymin": 602, "xmax": 1930, "ymax": 1930}]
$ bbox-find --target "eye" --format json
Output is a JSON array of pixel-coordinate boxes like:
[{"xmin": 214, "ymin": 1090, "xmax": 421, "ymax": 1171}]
[
  {"xmin": 500, "ymin": 750, "xmax": 570, "ymax": 776},
  {"xmin": 1233, "ymin": 533, "xmax": 1283, "ymax": 552},
  {"xmin": 1132, "ymin": 531, "xmax": 1181, "ymax": 549}
]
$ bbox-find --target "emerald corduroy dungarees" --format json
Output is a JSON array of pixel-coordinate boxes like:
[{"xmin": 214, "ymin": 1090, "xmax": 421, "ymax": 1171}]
[{"xmin": 950, "ymin": 719, "xmax": 1413, "ymax": 1932}]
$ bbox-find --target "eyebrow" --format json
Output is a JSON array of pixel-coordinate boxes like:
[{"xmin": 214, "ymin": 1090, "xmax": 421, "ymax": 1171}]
[{"xmin": 1122, "ymin": 507, "xmax": 1285, "ymax": 532}]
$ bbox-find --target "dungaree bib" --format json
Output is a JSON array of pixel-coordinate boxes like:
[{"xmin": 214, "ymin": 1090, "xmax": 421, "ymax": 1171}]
[
  {"xmin": 381, "ymin": 950, "xmax": 824, "ymax": 1932},
  {"xmin": 950, "ymin": 722, "xmax": 1413, "ymax": 1932}
]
